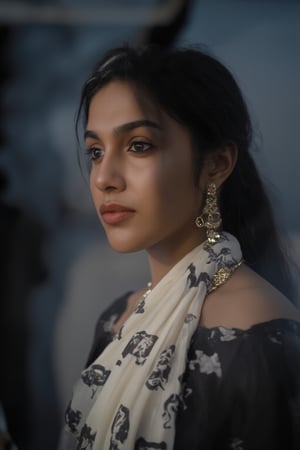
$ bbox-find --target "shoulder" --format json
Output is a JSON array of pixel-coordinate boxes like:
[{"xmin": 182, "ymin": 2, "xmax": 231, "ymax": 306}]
[
  {"xmin": 97, "ymin": 288, "xmax": 145, "ymax": 320},
  {"xmin": 86, "ymin": 290, "xmax": 133, "ymax": 367},
  {"xmin": 183, "ymin": 318, "xmax": 300, "ymax": 448},
  {"xmin": 97, "ymin": 291, "xmax": 132, "ymax": 322},
  {"xmin": 200, "ymin": 264, "xmax": 300, "ymax": 330},
  {"xmin": 93, "ymin": 287, "xmax": 147, "ymax": 340}
]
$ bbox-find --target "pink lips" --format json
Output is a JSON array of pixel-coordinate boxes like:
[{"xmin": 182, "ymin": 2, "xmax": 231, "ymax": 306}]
[{"xmin": 99, "ymin": 203, "xmax": 136, "ymax": 225}]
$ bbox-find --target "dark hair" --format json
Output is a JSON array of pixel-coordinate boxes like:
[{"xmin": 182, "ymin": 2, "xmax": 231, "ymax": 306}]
[{"xmin": 76, "ymin": 44, "xmax": 296, "ymax": 301}]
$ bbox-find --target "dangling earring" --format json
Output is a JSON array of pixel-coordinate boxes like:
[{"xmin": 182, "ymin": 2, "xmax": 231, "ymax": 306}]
[{"xmin": 195, "ymin": 183, "xmax": 222, "ymax": 244}]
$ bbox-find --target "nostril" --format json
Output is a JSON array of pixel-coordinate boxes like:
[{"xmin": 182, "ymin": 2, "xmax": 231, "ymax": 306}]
[{"xmin": 104, "ymin": 185, "xmax": 117, "ymax": 192}]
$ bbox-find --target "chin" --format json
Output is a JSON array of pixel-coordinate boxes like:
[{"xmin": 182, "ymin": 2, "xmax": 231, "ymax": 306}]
[
  {"xmin": 105, "ymin": 227, "xmax": 159, "ymax": 254},
  {"xmin": 107, "ymin": 238, "xmax": 145, "ymax": 254}
]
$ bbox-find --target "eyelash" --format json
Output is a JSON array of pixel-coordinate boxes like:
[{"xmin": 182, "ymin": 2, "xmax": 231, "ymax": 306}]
[
  {"xmin": 85, "ymin": 141, "xmax": 153, "ymax": 161},
  {"xmin": 85, "ymin": 147, "xmax": 104, "ymax": 161},
  {"xmin": 129, "ymin": 141, "xmax": 153, "ymax": 153}
]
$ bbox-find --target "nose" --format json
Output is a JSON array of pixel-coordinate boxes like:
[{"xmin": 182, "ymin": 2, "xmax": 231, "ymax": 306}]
[{"xmin": 92, "ymin": 152, "xmax": 126, "ymax": 193}]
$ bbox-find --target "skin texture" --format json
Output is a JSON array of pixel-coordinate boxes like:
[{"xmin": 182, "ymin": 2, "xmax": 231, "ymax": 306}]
[{"xmin": 86, "ymin": 80, "xmax": 300, "ymax": 330}]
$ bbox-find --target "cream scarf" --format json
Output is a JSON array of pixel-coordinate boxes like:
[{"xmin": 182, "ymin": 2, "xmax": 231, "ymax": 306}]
[{"xmin": 61, "ymin": 232, "xmax": 242, "ymax": 450}]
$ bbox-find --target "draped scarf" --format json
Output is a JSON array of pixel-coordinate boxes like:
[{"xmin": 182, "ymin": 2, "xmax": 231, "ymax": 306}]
[{"xmin": 60, "ymin": 232, "xmax": 243, "ymax": 450}]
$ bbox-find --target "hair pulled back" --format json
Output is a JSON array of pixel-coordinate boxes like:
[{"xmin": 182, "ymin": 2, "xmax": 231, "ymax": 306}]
[{"xmin": 77, "ymin": 44, "xmax": 295, "ymax": 300}]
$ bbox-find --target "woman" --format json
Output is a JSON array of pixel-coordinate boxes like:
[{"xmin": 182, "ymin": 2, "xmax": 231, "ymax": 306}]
[{"xmin": 59, "ymin": 45, "xmax": 300, "ymax": 450}]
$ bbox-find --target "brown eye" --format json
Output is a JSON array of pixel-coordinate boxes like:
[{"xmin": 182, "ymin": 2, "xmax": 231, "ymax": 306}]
[
  {"xmin": 129, "ymin": 141, "xmax": 153, "ymax": 153},
  {"xmin": 85, "ymin": 147, "xmax": 104, "ymax": 161}
]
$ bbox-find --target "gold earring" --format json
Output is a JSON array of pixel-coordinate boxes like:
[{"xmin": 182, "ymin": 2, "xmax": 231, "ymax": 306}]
[{"xmin": 195, "ymin": 183, "xmax": 222, "ymax": 244}]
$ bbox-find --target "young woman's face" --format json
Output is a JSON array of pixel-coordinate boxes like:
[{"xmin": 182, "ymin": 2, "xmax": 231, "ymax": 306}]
[{"xmin": 86, "ymin": 81, "xmax": 206, "ymax": 258}]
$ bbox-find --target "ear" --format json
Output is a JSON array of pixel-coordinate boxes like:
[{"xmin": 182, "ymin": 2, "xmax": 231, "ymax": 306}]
[{"xmin": 199, "ymin": 143, "xmax": 238, "ymax": 190}]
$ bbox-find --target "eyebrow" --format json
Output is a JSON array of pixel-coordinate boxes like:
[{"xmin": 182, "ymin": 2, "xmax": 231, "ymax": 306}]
[{"xmin": 84, "ymin": 119, "xmax": 162, "ymax": 140}]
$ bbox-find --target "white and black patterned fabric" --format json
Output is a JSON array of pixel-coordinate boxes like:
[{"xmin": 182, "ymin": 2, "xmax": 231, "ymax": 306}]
[{"xmin": 59, "ymin": 233, "xmax": 300, "ymax": 449}]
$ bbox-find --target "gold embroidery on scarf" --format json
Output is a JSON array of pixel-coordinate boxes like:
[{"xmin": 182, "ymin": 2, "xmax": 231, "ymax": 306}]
[{"xmin": 207, "ymin": 260, "xmax": 243, "ymax": 294}]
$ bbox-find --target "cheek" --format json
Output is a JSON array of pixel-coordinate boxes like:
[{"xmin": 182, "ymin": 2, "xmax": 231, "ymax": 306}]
[
  {"xmin": 152, "ymin": 159, "xmax": 199, "ymax": 219},
  {"xmin": 89, "ymin": 175, "xmax": 96, "ymax": 204},
  {"xmin": 89, "ymin": 173, "xmax": 102, "ymax": 218}
]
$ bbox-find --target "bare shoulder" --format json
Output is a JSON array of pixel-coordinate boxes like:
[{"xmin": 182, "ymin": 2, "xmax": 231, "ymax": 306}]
[{"xmin": 199, "ymin": 264, "xmax": 300, "ymax": 330}]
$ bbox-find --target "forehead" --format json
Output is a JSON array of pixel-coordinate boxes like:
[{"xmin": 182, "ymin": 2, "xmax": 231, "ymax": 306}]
[{"xmin": 87, "ymin": 80, "xmax": 164, "ymax": 129}]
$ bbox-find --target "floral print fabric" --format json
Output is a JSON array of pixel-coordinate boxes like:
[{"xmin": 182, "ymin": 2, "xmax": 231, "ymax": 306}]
[
  {"xmin": 59, "ymin": 231, "xmax": 300, "ymax": 449},
  {"xmin": 86, "ymin": 303, "xmax": 300, "ymax": 450},
  {"xmin": 59, "ymin": 233, "xmax": 243, "ymax": 449}
]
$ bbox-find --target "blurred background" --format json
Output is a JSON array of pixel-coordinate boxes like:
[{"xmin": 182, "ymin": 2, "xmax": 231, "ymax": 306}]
[{"xmin": 0, "ymin": 0, "xmax": 299, "ymax": 449}]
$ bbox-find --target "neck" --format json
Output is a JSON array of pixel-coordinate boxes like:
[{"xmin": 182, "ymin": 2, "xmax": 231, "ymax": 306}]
[{"xmin": 146, "ymin": 231, "xmax": 206, "ymax": 287}]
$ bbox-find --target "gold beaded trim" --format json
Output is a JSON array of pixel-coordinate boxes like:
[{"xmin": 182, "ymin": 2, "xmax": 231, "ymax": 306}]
[
  {"xmin": 134, "ymin": 281, "xmax": 152, "ymax": 311},
  {"xmin": 207, "ymin": 260, "xmax": 243, "ymax": 294},
  {"xmin": 143, "ymin": 281, "xmax": 153, "ymax": 299}
]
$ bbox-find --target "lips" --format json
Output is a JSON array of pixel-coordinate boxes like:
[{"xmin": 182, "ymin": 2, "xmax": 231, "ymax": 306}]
[{"xmin": 99, "ymin": 203, "xmax": 136, "ymax": 225}]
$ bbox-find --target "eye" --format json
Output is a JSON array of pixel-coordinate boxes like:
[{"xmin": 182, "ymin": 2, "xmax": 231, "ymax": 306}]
[
  {"xmin": 85, "ymin": 147, "xmax": 104, "ymax": 161},
  {"xmin": 129, "ymin": 141, "xmax": 153, "ymax": 153}
]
